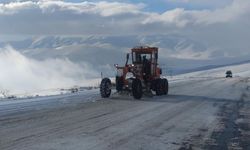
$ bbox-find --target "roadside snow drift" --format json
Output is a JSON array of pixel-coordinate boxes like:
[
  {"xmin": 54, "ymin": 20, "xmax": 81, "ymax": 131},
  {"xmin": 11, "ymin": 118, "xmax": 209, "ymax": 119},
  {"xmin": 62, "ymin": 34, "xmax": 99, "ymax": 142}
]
[
  {"xmin": 174, "ymin": 62, "xmax": 250, "ymax": 78},
  {"xmin": 0, "ymin": 46, "xmax": 98, "ymax": 97}
]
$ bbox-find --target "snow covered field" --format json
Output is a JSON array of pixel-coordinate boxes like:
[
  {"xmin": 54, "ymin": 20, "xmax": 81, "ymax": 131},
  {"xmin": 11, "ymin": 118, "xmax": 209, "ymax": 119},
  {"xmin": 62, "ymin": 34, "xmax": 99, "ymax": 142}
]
[{"xmin": 0, "ymin": 63, "xmax": 250, "ymax": 150}]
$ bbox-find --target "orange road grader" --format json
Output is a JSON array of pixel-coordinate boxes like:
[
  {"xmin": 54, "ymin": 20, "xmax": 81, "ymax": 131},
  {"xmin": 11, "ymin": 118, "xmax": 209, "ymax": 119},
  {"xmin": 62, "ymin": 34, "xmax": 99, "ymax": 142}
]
[{"xmin": 100, "ymin": 46, "xmax": 168, "ymax": 99}]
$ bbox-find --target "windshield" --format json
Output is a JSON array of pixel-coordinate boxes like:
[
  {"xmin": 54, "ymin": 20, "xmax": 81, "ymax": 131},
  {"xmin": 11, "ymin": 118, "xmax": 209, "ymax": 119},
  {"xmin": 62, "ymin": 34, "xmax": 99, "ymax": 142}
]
[{"xmin": 133, "ymin": 52, "xmax": 152, "ymax": 64}]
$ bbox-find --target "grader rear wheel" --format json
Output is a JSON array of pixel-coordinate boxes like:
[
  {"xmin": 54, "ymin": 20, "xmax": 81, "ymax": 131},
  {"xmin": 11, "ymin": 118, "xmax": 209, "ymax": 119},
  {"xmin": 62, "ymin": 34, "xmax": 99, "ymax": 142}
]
[
  {"xmin": 155, "ymin": 78, "xmax": 168, "ymax": 96},
  {"xmin": 155, "ymin": 79, "xmax": 163, "ymax": 96},
  {"xmin": 162, "ymin": 78, "xmax": 169, "ymax": 95}
]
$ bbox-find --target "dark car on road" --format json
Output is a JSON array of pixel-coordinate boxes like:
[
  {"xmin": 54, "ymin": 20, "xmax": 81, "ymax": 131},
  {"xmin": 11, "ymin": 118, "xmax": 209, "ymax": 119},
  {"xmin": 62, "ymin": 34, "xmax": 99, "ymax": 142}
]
[{"xmin": 226, "ymin": 70, "xmax": 233, "ymax": 78}]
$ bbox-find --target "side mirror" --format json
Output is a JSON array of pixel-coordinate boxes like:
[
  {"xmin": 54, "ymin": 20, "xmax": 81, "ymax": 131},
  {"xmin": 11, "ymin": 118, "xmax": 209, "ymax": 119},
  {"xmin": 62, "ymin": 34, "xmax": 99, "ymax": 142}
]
[
  {"xmin": 125, "ymin": 53, "xmax": 129, "ymax": 66},
  {"xmin": 155, "ymin": 53, "xmax": 158, "ymax": 59},
  {"xmin": 126, "ymin": 53, "xmax": 129, "ymax": 60},
  {"xmin": 159, "ymin": 69, "xmax": 162, "ymax": 74}
]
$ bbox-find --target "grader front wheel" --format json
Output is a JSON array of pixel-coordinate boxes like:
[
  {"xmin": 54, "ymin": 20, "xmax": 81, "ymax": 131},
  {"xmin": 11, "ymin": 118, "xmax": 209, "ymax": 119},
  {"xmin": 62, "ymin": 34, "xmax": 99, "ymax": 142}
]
[
  {"xmin": 132, "ymin": 78, "xmax": 143, "ymax": 99},
  {"xmin": 100, "ymin": 78, "xmax": 112, "ymax": 98}
]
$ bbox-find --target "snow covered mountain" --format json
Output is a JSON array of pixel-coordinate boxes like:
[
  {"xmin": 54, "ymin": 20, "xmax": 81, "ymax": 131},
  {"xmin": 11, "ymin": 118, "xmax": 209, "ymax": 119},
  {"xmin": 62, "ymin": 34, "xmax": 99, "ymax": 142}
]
[
  {"xmin": 0, "ymin": 35, "xmax": 205, "ymax": 50},
  {"xmin": 1, "ymin": 35, "xmax": 250, "ymax": 76}
]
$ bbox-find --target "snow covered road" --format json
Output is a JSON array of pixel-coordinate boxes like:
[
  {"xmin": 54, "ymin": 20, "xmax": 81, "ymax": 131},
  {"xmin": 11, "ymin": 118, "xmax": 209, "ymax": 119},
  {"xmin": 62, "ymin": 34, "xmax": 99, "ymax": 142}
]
[{"xmin": 0, "ymin": 77, "xmax": 249, "ymax": 150}]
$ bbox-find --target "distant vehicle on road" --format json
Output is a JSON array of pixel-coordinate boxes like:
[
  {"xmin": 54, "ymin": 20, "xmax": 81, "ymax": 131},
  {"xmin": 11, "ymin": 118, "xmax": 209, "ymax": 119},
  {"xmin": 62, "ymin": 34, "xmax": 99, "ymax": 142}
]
[{"xmin": 226, "ymin": 70, "xmax": 233, "ymax": 78}]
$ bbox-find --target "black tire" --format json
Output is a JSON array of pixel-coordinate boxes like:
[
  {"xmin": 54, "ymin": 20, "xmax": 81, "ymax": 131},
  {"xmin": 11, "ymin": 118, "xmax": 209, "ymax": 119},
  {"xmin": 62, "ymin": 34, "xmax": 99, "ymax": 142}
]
[
  {"xmin": 116, "ymin": 76, "xmax": 123, "ymax": 92},
  {"xmin": 162, "ymin": 78, "xmax": 169, "ymax": 95},
  {"xmin": 155, "ymin": 79, "xmax": 163, "ymax": 96},
  {"xmin": 132, "ymin": 78, "xmax": 143, "ymax": 99},
  {"xmin": 100, "ymin": 78, "xmax": 111, "ymax": 98}
]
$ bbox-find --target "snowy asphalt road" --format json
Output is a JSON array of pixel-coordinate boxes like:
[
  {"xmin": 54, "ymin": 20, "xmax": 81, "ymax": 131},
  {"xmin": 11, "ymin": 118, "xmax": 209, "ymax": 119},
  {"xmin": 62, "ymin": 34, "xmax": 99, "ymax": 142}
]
[{"xmin": 0, "ymin": 77, "xmax": 249, "ymax": 150}]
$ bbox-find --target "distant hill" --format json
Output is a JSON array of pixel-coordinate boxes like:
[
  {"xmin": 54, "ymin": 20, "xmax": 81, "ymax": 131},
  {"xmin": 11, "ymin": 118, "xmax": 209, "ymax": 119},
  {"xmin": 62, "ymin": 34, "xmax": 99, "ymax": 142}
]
[{"xmin": 1, "ymin": 35, "xmax": 250, "ymax": 77}]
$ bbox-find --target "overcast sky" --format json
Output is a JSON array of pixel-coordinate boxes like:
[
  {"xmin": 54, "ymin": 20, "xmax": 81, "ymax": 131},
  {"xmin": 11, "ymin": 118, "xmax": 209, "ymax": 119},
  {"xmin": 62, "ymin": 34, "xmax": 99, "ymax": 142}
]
[{"xmin": 0, "ymin": 0, "xmax": 249, "ymax": 56}]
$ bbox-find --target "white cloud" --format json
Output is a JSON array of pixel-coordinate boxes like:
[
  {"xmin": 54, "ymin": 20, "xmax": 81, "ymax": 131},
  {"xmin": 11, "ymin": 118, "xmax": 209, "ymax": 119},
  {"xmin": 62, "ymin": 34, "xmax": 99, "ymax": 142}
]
[
  {"xmin": 0, "ymin": 1, "xmax": 144, "ymax": 16},
  {"xmin": 0, "ymin": 0, "xmax": 248, "ymax": 33},
  {"xmin": 165, "ymin": 0, "xmax": 233, "ymax": 9},
  {"xmin": 0, "ymin": 1, "xmax": 249, "ymax": 63},
  {"xmin": 0, "ymin": 1, "xmax": 37, "ymax": 15},
  {"xmin": 142, "ymin": 8, "xmax": 190, "ymax": 27},
  {"xmin": 168, "ymin": 46, "xmax": 214, "ymax": 60},
  {"xmin": 0, "ymin": 1, "xmax": 148, "ymax": 35},
  {"xmin": 193, "ymin": 0, "xmax": 250, "ymax": 24},
  {"xmin": 143, "ymin": 0, "xmax": 250, "ymax": 26}
]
